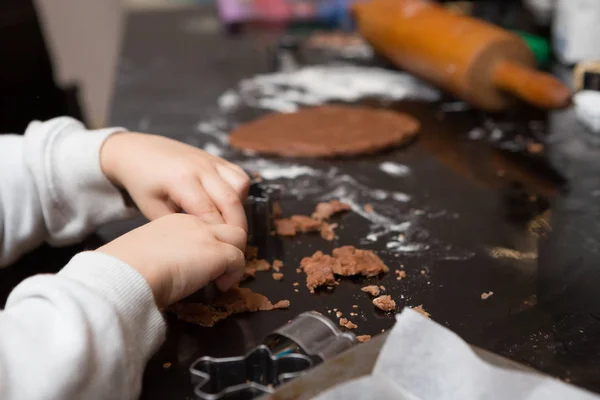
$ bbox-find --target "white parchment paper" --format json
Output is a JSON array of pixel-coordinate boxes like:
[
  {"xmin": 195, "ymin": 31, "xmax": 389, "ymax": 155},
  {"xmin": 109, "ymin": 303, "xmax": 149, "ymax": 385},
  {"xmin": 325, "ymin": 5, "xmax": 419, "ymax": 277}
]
[{"xmin": 314, "ymin": 309, "xmax": 599, "ymax": 400}]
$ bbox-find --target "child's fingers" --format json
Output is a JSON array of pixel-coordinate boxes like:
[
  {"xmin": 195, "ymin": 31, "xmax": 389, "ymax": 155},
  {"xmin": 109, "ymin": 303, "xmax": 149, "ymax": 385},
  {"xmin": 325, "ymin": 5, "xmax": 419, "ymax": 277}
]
[
  {"xmin": 209, "ymin": 224, "xmax": 247, "ymax": 251},
  {"xmin": 172, "ymin": 179, "xmax": 225, "ymax": 225},
  {"xmin": 215, "ymin": 163, "xmax": 251, "ymax": 200},
  {"xmin": 137, "ymin": 197, "xmax": 179, "ymax": 220},
  {"xmin": 215, "ymin": 271, "xmax": 243, "ymax": 292},
  {"xmin": 207, "ymin": 242, "xmax": 245, "ymax": 288},
  {"xmin": 200, "ymin": 171, "xmax": 248, "ymax": 232}
]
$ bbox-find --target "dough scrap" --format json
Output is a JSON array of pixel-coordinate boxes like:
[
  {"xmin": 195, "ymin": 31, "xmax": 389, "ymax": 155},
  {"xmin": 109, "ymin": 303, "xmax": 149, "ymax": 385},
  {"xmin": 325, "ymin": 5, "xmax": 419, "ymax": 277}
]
[{"xmin": 170, "ymin": 286, "xmax": 289, "ymax": 327}]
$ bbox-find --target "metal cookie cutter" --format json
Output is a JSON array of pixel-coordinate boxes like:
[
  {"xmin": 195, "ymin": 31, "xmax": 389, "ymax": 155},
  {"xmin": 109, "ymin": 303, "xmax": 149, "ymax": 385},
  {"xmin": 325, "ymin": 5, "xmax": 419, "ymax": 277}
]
[
  {"xmin": 245, "ymin": 179, "xmax": 281, "ymax": 259},
  {"xmin": 264, "ymin": 311, "xmax": 357, "ymax": 362},
  {"xmin": 190, "ymin": 345, "xmax": 312, "ymax": 400},
  {"xmin": 190, "ymin": 312, "xmax": 356, "ymax": 400},
  {"xmin": 187, "ymin": 179, "xmax": 281, "ymax": 304}
]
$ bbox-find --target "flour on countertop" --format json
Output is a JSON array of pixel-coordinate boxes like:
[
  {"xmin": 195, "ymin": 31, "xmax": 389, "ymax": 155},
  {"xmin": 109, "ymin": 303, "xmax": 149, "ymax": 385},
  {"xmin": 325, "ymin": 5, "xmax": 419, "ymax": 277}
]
[
  {"xmin": 203, "ymin": 142, "xmax": 224, "ymax": 156},
  {"xmin": 196, "ymin": 118, "xmax": 229, "ymax": 144},
  {"xmin": 237, "ymin": 158, "xmax": 319, "ymax": 180},
  {"xmin": 380, "ymin": 162, "xmax": 410, "ymax": 177},
  {"xmin": 217, "ymin": 65, "xmax": 441, "ymax": 114}
]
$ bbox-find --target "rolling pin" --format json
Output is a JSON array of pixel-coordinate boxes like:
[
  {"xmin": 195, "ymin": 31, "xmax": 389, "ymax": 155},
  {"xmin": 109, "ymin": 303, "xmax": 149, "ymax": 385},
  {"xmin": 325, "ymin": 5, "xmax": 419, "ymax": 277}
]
[{"xmin": 352, "ymin": 0, "xmax": 572, "ymax": 111}]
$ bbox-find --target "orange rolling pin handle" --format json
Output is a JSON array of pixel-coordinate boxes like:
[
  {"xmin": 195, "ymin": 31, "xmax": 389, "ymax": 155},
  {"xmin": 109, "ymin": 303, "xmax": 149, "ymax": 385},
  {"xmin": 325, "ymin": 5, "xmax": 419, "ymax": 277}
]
[{"xmin": 492, "ymin": 62, "xmax": 572, "ymax": 110}]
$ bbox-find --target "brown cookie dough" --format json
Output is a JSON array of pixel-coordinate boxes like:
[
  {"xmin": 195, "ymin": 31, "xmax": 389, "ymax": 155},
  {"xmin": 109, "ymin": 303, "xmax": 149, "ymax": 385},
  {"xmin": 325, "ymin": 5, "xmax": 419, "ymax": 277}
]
[
  {"xmin": 272, "ymin": 259, "xmax": 283, "ymax": 272},
  {"xmin": 331, "ymin": 246, "xmax": 390, "ymax": 277},
  {"xmin": 412, "ymin": 305, "xmax": 430, "ymax": 318},
  {"xmin": 373, "ymin": 295, "xmax": 396, "ymax": 311},
  {"xmin": 228, "ymin": 105, "xmax": 420, "ymax": 158},
  {"xmin": 243, "ymin": 259, "xmax": 271, "ymax": 280},
  {"xmin": 245, "ymin": 246, "xmax": 258, "ymax": 260},
  {"xmin": 274, "ymin": 216, "xmax": 322, "ymax": 236},
  {"xmin": 361, "ymin": 285, "xmax": 381, "ymax": 296},
  {"xmin": 356, "ymin": 335, "xmax": 372, "ymax": 343},
  {"xmin": 312, "ymin": 200, "xmax": 351, "ymax": 220},
  {"xmin": 320, "ymin": 223, "xmax": 338, "ymax": 241},
  {"xmin": 170, "ymin": 286, "xmax": 289, "ymax": 327},
  {"xmin": 272, "ymin": 272, "xmax": 284, "ymax": 281},
  {"xmin": 300, "ymin": 246, "xmax": 389, "ymax": 292},
  {"xmin": 339, "ymin": 318, "xmax": 358, "ymax": 329},
  {"xmin": 301, "ymin": 251, "xmax": 338, "ymax": 293}
]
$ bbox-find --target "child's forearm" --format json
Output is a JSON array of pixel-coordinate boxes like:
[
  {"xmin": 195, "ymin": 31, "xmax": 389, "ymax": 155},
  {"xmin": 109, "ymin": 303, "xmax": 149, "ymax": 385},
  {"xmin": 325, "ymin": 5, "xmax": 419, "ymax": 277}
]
[
  {"xmin": 0, "ymin": 117, "xmax": 138, "ymax": 266},
  {"xmin": 0, "ymin": 251, "xmax": 165, "ymax": 399}
]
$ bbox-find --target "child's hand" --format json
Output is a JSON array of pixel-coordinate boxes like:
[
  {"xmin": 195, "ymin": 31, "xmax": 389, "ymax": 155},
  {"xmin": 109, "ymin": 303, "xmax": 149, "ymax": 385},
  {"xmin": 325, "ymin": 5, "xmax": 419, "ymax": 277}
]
[
  {"xmin": 97, "ymin": 213, "xmax": 247, "ymax": 307},
  {"xmin": 100, "ymin": 132, "xmax": 250, "ymax": 231}
]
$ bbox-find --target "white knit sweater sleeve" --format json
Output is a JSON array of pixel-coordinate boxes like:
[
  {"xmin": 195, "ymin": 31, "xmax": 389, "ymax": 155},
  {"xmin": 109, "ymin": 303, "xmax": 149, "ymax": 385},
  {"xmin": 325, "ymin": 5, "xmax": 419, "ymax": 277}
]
[{"xmin": 0, "ymin": 117, "xmax": 166, "ymax": 400}]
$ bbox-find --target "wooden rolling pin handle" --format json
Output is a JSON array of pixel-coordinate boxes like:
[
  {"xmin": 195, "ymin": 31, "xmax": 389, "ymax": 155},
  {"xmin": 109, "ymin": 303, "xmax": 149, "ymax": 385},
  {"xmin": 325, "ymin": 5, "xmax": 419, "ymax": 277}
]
[{"xmin": 492, "ymin": 61, "xmax": 572, "ymax": 109}]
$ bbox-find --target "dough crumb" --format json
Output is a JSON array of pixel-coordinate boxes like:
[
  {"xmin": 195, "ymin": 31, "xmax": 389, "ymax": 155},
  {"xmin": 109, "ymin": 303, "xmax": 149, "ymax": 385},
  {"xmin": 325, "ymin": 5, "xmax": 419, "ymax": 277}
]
[
  {"xmin": 293, "ymin": 282, "xmax": 299, "ymax": 286},
  {"xmin": 320, "ymin": 222, "xmax": 338, "ymax": 241},
  {"xmin": 412, "ymin": 305, "xmax": 430, "ymax": 318},
  {"xmin": 272, "ymin": 272, "xmax": 284, "ymax": 281},
  {"xmin": 356, "ymin": 335, "xmax": 371, "ymax": 343},
  {"xmin": 339, "ymin": 318, "xmax": 358, "ymax": 329},
  {"xmin": 352, "ymin": 305, "xmax": 358, "ymax": 309},
  {"xmin": 170, "ymin": 287, "xmax": 289, "ymax": 327},
  {"xmin": 379, "ymin": 285, "xmax": 386, "ymax": 291},
  {"xmin": 373, "ymin": 295, "xmax": 396, "ymax": 311},
  {"xmin": 420, "ymin": 270, "xmax": 425, "ymax": 275},
  {"xmin": 272, "ymin": 259, "xmax": 283, "ymax": 272},
  {"xmin": 245, "ymin": 246, "xmax": 258, "ymax": 260},
  {"xmin": 272, "ymin": 201, "xmax": 283, "ymax": 218},
  {"xmin": 395, "ymin": 270, "xmax": 406, "ymax": 280},
  {"xmin": 336, "ymin": 311, "xmax": 343, "ymax": 318},
  {"xmin": 364, "ymin": 203, "xmax": 374, "ymax": 213},
  {"xmin": 481, "ymin": 291, "xmax": 494, "ymax": 300},
  {"xmin": 312, "ymin": 200, "xmax": 351, "ymax": 220},
  {"xmin": 163, "ymin": 362, "xmax": 172, "ymax": 369},
  {"xmin": 361, "ymin": 285, "xmax": 381, "ymax": 296},
  {"xmin": 527, "ymin": 142, "xmax": 544, "ymax": 154}
]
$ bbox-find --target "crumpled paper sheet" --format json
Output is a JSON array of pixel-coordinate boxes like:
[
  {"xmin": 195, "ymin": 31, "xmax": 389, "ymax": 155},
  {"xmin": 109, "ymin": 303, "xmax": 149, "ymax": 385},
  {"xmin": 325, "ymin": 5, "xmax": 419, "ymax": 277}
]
[{"xmin": 314, "ymin": 309, "xmax": 599, "ymax": 400}]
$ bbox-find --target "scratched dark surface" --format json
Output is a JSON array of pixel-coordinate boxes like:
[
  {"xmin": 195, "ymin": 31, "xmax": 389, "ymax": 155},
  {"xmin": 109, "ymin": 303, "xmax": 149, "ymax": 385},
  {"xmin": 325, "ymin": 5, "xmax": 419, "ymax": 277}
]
[{"xmin": 1, "ymin": 6, "xmax": 598, "ymax": 400}]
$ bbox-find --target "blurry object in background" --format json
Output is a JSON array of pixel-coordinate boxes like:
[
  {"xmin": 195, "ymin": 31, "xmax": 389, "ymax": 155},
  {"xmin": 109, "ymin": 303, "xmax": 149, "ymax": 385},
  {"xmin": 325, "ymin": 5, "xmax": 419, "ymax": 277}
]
[
  {"xmin": 574, "ymin": 61, "xmax": 600, "ymax": 92},
  {"xmin": 471, "ymin": 0, "xmax": 529, "ymax": 31},
  {"xmin": 0, "ymin": 0, "xmax": 84, "ymax": 134},
  {"xmin": 270, "ymin": 36, "xmax": 304, "ymax": 72},
  {"xmin": 574, "ymin": 91, "xmax": 600, "ymax": 134},
  {"xmin": 524, "ymin": 0, "xmax": 555, "ymax": 26},
  {"xmin": 353, "ymin": 0, "xmax": 571, "ymax": 112},
  {"xmin": 513, "ymin": 30, "xmax": 550, "ymax": 67},
  {"xmin": 217, "ymin": 0, "xmax": 357, "ymax": 30},
  {"xmin": 553, "ymin": 0, "xmax": 600, "ymax": 65},
  {"xmin": 34, "ymin": 0, "xmax": 124, "ymax": 128},
  {"xmin": 305, "ymin": 31, "xmax": 373, "ymax": 60}
]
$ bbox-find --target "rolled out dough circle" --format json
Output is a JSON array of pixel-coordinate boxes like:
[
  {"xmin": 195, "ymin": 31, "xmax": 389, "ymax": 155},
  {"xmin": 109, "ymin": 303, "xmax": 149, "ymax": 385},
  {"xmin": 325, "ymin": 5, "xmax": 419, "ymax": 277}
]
[{"xmin": 228, "ymin": 105, "xmax": 420, "ymax": 158}]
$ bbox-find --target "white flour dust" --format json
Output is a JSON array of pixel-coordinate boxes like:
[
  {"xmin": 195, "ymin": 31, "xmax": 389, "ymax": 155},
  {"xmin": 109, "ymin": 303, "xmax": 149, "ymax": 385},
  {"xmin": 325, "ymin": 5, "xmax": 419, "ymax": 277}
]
[
  {"xmin": 380, "ymin": 161, "xmax": 410, "ymax": 177},
  {"xmin": 238, "ymin": 159, "xmax": 319, "ymax": 180},
  {"xmin": 203, "ymin": 142, "xmax": 224, "ymax": 156},
  {"xmin": 217, "ymin": 65, "xmax": 441, "ymax": 114},
  {"xmin": 196, "ymin": 118, "xmax": 229, "ymax": 144}
]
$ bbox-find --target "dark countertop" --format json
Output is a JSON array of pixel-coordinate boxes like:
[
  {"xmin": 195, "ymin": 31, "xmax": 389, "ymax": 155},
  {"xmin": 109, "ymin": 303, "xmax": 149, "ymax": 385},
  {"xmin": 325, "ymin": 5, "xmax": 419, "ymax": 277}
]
[
  {"xmin": 3, "ymin": 6, "xmax": 600, "ymax": 400},
  {"xmin": 108, "ymin": 7, "xmax": 600, "ymax": 399}
]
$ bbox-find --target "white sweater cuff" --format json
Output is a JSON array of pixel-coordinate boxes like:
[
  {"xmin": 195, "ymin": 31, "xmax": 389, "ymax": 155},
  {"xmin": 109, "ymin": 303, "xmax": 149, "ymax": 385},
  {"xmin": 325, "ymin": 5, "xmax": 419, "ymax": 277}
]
[
  {"xmin": 24, "ymin": 117, "xmax": 138, "ymax": 244},
  {"xmin": 59, "ymin": 251, "xmax": 166, "ymax": 359}
]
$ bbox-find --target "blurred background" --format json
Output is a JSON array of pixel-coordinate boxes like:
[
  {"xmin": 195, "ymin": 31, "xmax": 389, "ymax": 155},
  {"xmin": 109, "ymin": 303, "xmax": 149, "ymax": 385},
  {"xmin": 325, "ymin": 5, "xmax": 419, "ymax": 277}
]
[{"xmin": 0, "ymin": 0, "xmax": 567, "ymax": 134}]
